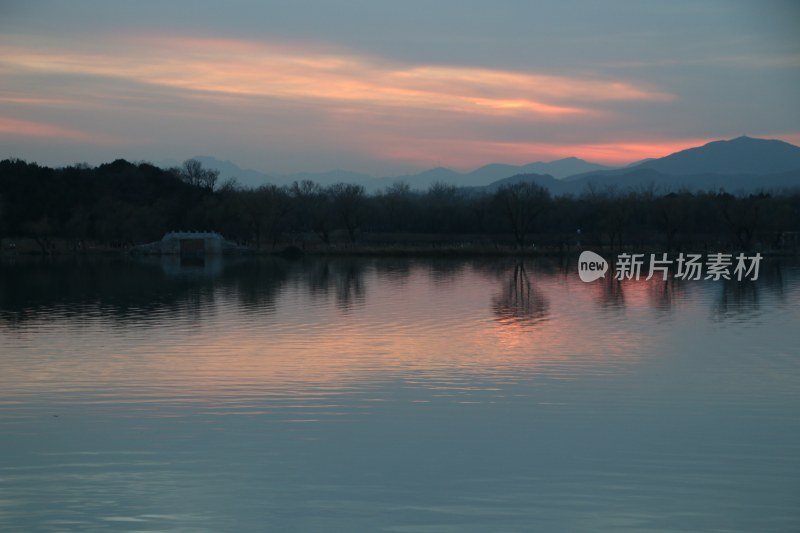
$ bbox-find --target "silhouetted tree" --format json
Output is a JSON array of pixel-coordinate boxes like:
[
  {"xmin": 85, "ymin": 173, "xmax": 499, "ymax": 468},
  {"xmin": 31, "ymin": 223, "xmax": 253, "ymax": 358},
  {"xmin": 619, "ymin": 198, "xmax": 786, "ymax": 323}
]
[
  {"xmin": 655, "ymin": 191, "xmax": 694, "ymax": 251},
  {"xmin": 181, "ymin": 159, "xmax": 219, "ymax": 191},
  {"xmin": 378, "ymin": 181, "xmax": 414, "ymax": 232},
  {"xmin": 493, "ymin": 182, "xmax": 551, "ymax": 247},
  {"xmin": 0, "ymin": 157, "xmax": 798, "ymax": 252},
  {"xmin": 328, "ymin": 182, "xmax": 366, "ymax": 243},
  {"xmin": 289, "ymin": 180, "xmax": 334, "ymax": 244},
  {"xmin": 716, "ymin": 192, "xmax": 763, "ymax": 250}
]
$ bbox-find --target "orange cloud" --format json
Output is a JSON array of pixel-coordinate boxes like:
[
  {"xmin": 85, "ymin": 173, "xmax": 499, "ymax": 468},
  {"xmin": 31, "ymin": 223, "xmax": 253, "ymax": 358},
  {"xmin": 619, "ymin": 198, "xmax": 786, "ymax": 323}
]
[
  {"xmin": 0, "ymin": 95, "xmax": 78, "ymax": 107},
  {"xmin": 0, "ymin": 116, "xmax": 105, "ymax": 143},
  {"xmin": 6, "ymin": 34, "xmax": 745, "ymax": 169},
  {"xmin": 0, "ymin": 35, "xmax": 673, "ymax": 122}
]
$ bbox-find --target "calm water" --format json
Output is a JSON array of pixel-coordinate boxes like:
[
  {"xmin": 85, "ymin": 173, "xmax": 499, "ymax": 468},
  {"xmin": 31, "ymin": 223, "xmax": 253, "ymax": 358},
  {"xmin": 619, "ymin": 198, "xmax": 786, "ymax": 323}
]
[{"xmin": 0, "ymin": 256, "xmax": 798, "ymax": 532}]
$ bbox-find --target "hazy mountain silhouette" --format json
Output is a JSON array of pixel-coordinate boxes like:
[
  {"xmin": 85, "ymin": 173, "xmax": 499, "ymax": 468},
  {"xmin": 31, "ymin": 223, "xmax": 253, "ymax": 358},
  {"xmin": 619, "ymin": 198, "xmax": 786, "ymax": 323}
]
[
  {"xmin": 542, "ymin": 136, "xmax": 800, "ymax": 195},
  {"xmin": 624, "ymin": 157, "xmax": 656, "ymax": 167},
  {"xmin": 286, "ymin": 169, "xmax": 375, "ymax": 186},
  {"xmin": 467, "ymin": 158, "xmax": 612, "ymax": 181},
  {"xmin": 637, "ymin": 136, "xmax": 800, "ymax": 175},
  {"xmin": 190, "ymin": 156, "xmax": 279, "ymax": 188},
  {"xmin": 568, "ymin": 169, "xmax": 800, "ymax": 195},
  {"xmin": 478, "ymin": 173, "xmax": 563, "ymax": 193},
  {"xmin": 565, "ymin": 137, "xmax": 800, "ymax": 181},
  {"xmin": 373, "ymin": 166, "xmax": 464, "ymax": 190},
  {"xmin": 479, "ymin": 167, "xmax": 800, "ymax": 196},
  {"xmin": 184, "ymin": 136, "xmax": 800, "ymax": 194},
  {"xmin": 184, "ymin": 156, "xmax": 612, "ymax": 192},
  {"xmin": 370, "ymin": 157, "xmax": 611, "ymax": 191},
  {"xmin": 188, "ymin": 157, "xmax": 372, "ymax": 188}
]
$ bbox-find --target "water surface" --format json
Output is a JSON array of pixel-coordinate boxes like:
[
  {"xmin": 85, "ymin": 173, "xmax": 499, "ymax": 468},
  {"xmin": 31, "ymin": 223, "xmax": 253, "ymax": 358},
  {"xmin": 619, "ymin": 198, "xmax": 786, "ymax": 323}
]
[{"xmin": 1, "ymin": 257, "xmax": 798, "ymax": 532}]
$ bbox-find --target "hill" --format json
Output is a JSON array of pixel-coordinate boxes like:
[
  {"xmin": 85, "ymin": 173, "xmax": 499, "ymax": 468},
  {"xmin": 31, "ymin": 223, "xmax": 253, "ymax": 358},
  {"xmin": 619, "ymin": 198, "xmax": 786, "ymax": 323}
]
[
  {"xmin": 181, "ymin": 136, "xmax": 800, "ymax": 195},
  {"xmin": 370, "ymin": 157, "xmax": 611, "ymax": 191},
  {"xmin": 182, "ymin": 156, "xmax": 613, "ymax": 192},
  {"xmin": 637, "ymin": 136, "xmax": 800, "ymax": 176}
]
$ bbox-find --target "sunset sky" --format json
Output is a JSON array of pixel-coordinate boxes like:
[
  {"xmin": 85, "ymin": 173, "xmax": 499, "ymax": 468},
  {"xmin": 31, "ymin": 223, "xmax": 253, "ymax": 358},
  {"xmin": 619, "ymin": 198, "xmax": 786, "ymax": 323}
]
[{"xmin": 1, "ymin": 1, "xmax": 799, "ymax": 175}]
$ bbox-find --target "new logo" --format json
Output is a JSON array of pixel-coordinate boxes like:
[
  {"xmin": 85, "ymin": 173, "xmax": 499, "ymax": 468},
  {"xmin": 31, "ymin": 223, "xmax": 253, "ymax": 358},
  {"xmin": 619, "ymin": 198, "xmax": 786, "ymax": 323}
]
[{"xmin": 578, "ymin": 251, "xmax": 608, "ymax": 282}]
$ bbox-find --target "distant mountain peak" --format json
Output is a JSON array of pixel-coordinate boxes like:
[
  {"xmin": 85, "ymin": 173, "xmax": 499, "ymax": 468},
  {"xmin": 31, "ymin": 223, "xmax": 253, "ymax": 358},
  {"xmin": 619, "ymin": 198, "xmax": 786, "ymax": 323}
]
[
  {"xmin": 171, "ymin": 136, "xmax": 800, "ymax": 194},
  {"xmin": 633, "ymin": 135, "xmax": 800, "ymax": 176}
]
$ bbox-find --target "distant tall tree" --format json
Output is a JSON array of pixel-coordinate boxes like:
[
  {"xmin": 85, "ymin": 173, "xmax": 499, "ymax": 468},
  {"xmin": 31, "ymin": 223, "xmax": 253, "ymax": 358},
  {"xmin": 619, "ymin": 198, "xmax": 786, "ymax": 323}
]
[
  {"xmin": 0, "ymin": 193, "xmax": 5, "ymax": 240},
  {"xmin": 423, "ymin": 182, "xmax": 462, "ymax": 233},
  {"xmin": 328, "ymin": 182, "xmax": 366, "ymax": 243},
  {"xmin": 583, "ymin": 184, "xmax": 629, "ymax": 251},
  {"xmin": 379, "ymin": 181, "xmax": 413, "ymax": 231},
  {"xmin": 467, "ymin": 194, "xmax": 492, "ymax": 235},
  {"xmin": 23, "ymin": 216, "xmax": 53, "ymax": 254},
  {"xmin": 655, "ymin": 191, "xmax": 693, "ymax": 251},
  {"xmin": 181, "ymin": 159, "xmax": 219, "ymax": 191},
  {"xmin": 259, "ymin": 185, "xmax": 290, "ymax": 247},
  {"xmin": 716, "ymin": 192, "xmax": 765, "ymax": 250},
  {"xmin": 289, "ymin": 180, "xmax": 334, "ymax": 244},
  {"xmin": 493, "ymin": 182, "xmax": 551, "ymax": 247}
]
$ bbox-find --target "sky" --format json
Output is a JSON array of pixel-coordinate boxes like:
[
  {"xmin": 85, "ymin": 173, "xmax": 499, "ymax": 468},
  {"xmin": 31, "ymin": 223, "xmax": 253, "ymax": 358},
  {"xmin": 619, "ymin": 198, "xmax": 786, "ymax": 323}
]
[{"xmin": 1, "ymin": 0, "xmax": 799, "ymax": 175}]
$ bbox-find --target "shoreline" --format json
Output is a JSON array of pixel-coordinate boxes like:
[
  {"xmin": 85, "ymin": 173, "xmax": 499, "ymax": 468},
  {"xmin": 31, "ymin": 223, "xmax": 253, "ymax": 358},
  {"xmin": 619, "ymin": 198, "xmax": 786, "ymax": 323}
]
[{"xmin": 2, "ymin": 242, "xmax": 798, "ymax": 259}]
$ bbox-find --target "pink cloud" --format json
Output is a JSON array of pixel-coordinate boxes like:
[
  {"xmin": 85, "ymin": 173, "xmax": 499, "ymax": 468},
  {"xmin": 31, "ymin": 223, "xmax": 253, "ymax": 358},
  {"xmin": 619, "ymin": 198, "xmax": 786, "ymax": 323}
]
[
  {"xmin": 4, "ymin": 34, "xmax": 794, "ymax": 170},
  {"xmin": 0, "ymin": 116, "xmax": 101, "ymax": 142},
  {"xmin": 0, "ymin": 36, "xmax": 673, "ymax": 122}
]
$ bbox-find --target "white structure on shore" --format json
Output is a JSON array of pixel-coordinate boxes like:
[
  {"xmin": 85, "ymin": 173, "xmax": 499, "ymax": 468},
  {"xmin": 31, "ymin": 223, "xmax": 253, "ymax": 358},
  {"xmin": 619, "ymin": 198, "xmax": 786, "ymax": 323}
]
[{"xmin": 133, "ymin": 231, "xmax": 243, "ymax": 255}]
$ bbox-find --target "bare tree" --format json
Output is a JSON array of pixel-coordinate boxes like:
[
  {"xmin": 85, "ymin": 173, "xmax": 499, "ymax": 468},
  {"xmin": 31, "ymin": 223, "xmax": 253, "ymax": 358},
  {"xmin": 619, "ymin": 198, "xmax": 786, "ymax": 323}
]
[
  {"xmin": 379, "ymin": 181, "xmax": 413, "ymax": 231},
  {"xmin": 328, "ymin": 182, "xmax": 366, "ymax": 243},
  {"xmin": 493, "ymin": 181, "xmax": 551, "ymax": 247},
  {"xmin": 290, "ymin": 180, "xmax": 333, "ymax": 244},
  {"xmin": 181, "ymin": 159, "xmax": 219, "ymax": 191}
]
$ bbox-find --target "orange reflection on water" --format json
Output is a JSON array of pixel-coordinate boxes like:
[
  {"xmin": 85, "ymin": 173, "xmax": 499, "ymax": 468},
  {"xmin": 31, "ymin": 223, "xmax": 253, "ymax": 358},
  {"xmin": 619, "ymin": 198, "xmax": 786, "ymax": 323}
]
[{"xmin": 0, "ymin": 264, "xmax": 652, "ymax": 402}]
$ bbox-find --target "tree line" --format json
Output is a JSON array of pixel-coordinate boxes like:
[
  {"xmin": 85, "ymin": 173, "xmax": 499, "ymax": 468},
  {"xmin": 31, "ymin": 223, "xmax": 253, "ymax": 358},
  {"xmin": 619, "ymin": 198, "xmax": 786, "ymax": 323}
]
[{"xmin": 1, "ymin": 158, "xmax": 798, "ymax": 253}]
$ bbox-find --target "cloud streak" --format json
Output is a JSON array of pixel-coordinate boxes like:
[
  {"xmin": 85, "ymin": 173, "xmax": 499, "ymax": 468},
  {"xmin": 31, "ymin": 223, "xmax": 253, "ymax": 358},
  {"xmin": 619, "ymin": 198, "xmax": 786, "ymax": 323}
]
[
  {"xmin": 0, "ymin": 34, "xmax": 689, "ymax": 168},
  {"xmin": 3, "ymin": 31, "xmax": 796, "ymax": 171},
  {"xmin": 0, "ymin": 116, "xmax": 115, "ymax": 144},
  {"xmin": 0, "ymin": 2, "xmax": 797, "ymax": 172},
  {"xmin": 0, "ymin": 35, "xmax": 673, "ymax": 122}
]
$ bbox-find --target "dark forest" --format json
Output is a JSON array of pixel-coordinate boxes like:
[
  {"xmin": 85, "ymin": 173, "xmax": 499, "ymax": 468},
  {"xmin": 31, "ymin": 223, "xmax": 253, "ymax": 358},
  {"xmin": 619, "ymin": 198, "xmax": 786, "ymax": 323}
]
[{"xmin": 1, "ymin": 158, "xmax": 798, "ymax": 254}]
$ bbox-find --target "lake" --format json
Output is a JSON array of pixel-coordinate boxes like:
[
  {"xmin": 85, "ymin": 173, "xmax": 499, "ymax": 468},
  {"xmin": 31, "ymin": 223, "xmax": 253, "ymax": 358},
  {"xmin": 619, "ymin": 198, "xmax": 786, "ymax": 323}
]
[{"xmin": 1, "ymin": 256, "xmax": 798, "ymax": 532}]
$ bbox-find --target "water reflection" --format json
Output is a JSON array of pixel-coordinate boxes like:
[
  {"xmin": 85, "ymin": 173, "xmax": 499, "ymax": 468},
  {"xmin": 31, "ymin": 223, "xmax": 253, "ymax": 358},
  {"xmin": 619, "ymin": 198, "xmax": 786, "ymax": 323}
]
[
  {"xmin": 373, "ymin": 258, "xmax": 412, "ymax": 283},
  {"xmin": 224, "ymin": 259, "xmax": 289, "ymax": 313},
  {"xmin": 646, "ymin": 279, "xmax": 681, "ymax": 313},
  {"xmin": 712, "ymin": 280, "xmax": 760, "ymax": 323},
  {"xmin": 0, "ymin": 256, "xmax": 795, "ymax": 328},
  {"xmin": 604, "ymin": 277, "xmax": 688, "ymax": 316},
  {"xmin": 332, "ymin": 259, "xmax": 367, "ymax": 310},
  {"xmin": 491, "ymin": 262, "xmax": 549, "ymax": 327},
  {"xmin": 0, "ymin": 258, "xmax": 219, "ymax": 326},
  {"xmin": 167, "ymin": 254, "xmax": 225, "ymax": 279},
  {"xmin": 594, "ymin": 272, "xmax": 625, "ymax": 310},
  {"xmin": 426, "ymin": 259, "xmax": 467, "ymax": 284},
  {"xmin": 1, "ymin": 257, "xmax": 799, "ymax": 532},
  {"xmin": 0, "ymin": 256, "xmax": 660, "ymax": 401}
]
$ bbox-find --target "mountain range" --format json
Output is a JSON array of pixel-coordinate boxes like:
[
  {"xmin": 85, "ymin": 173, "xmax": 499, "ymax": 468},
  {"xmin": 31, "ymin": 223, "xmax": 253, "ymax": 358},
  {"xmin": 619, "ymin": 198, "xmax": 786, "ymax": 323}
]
[
  {"xmin": 183, "ymin": 136, "xmax": 800, "ymax": 195},
  {"xmin": 181, "ymin": 156, "xmax": 612, "ymax": 192}
]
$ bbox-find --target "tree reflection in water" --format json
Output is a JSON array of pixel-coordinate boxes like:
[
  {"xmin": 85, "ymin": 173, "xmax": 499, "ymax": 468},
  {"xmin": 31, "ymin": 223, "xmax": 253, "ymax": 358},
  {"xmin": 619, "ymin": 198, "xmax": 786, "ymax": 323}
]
[
  {"xmin": 595, "ymin": 270, "xmax": 625, "ymax": 311},
  {"xmin": 0, "ymin": 257, "xmax": 792, "ymax": 330},
  {"xmin": 712, "ymin": 280, "xmax": 760, "ymax": 323},
  {"xmin": 491, "ymin": 262, "xmax": 549, "ymax": 327},
  {"xmin": 332, "ymin": 259, "xmax": 367, "ymax": 310}
]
